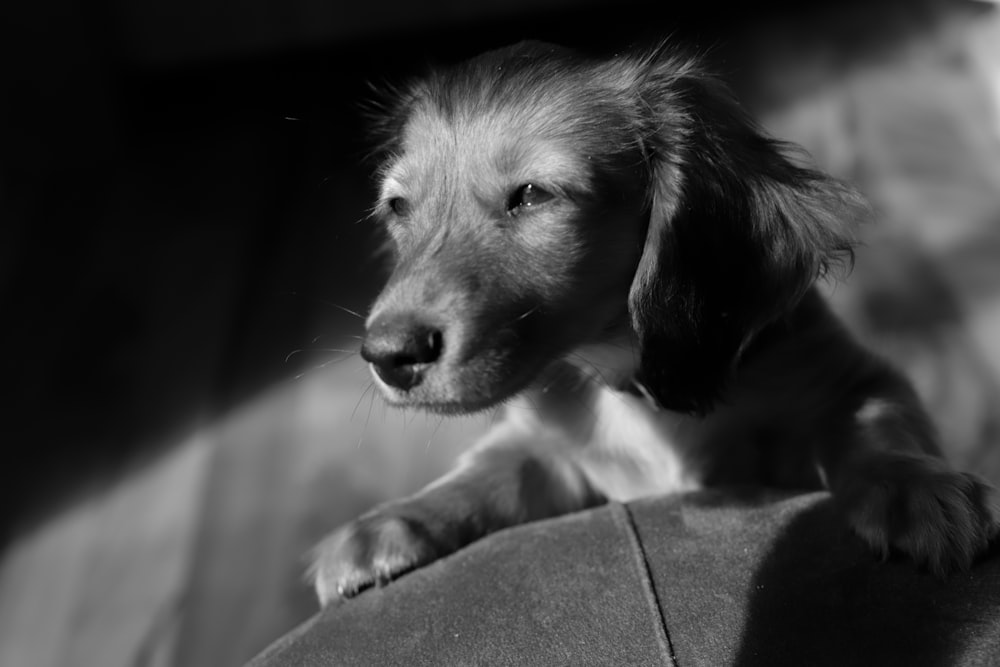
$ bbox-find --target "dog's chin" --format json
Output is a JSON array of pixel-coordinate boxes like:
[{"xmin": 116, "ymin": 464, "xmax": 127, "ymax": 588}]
[{"xmin": 368, "ymin": 360, "xmax": 544, "ymax": 416}]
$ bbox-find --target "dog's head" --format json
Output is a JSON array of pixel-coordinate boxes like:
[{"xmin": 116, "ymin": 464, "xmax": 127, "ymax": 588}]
[{"xmin": 360, "ymin": 41, "xmax": 861, "ymax": 415}]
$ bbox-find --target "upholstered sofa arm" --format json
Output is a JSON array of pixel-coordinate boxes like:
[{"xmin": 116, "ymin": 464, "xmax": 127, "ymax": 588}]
[{"xmin": 248, "ymin": 490, "xmax": 1000, "ymax": 666}]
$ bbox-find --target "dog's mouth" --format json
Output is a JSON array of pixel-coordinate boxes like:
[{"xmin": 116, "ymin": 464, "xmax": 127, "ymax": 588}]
[
  {"xmin": 365, "ymin": 346, "xmax": 547, "ymax": 415},
  {"xmin": 359, "ymin": 298, "xmax": 560, "ymax": 414},
  {"xmin": 371, "ymin": 384, "xmax": 509, "ymax": 416},
  {"xmin": 363, "ymin": 318, "xmax": 637, "ymax": 416}
]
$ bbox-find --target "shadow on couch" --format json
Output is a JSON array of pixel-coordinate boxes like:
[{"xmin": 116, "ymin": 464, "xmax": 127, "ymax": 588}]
[{"xmin": 734, "ymin": 499, "xmax": 1000, "ymax": 666}]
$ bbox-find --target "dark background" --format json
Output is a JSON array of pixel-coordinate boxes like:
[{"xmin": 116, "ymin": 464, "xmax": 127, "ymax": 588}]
[
  {"xmin": 4, "ymin": 0, "xmax": 1000, "ymax": 665},
  {"xmin": 1, "ymin": 0, "xmax": 891, "ymax": 545}
]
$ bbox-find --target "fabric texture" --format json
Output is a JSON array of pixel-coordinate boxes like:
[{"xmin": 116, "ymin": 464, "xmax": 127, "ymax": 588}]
[{"xmin": 248, "ymin": 490, "xmax": 1000, "ymax": 666}]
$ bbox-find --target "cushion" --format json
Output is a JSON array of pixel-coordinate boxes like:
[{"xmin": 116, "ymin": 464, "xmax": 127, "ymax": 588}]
[{"xmin": 247, "ymin": 490, "xmax": 1000, "ymax": 666}]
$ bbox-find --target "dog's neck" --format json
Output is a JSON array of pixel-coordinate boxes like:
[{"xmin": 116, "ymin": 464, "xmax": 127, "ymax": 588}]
[
  {"xmin": 567, "ymin": 332, "xmax": 649, "ymax": 393},
  {"xmin": 560, "ymin": 289, "xmax": 839, "ymax": 417}
]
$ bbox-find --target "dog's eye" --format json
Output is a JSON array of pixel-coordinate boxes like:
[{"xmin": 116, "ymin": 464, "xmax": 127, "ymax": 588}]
[
  {"xmin": 507, "ymin": 184, "xmax": 554, "ymax": 216},
  {"xmin": 387, "ymin": 197, "xmax": 410, "ymax": 217}
]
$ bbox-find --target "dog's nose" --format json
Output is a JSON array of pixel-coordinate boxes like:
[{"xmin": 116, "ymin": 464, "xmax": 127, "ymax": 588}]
[{"xmin": 361, "ymin": 313, "xmax": 444, "ymax": 390}]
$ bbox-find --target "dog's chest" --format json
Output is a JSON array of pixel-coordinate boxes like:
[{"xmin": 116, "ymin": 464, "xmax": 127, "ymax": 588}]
[
  {"xmin": 575, "ymin": 387, "xmax": 703, "ymax": 501},
  {"xmin": 513, "ymin": 383, "xmax": 704, "ymax": 502}
]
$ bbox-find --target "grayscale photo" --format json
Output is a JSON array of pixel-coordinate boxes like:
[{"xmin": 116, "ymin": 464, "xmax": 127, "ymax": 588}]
[{"xmin": 4, "ymin": 0, "xmax": 1000, "ymax": 665}]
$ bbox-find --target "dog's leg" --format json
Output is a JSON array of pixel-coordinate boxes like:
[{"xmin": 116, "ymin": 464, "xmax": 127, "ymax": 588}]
[
  {"xmin": 311, "ymin": 429, "xmax": 605, "ymax": 605},
  {"xmin": 817, "ymin": 378, "xmax": 1000, "ymax": 574}
]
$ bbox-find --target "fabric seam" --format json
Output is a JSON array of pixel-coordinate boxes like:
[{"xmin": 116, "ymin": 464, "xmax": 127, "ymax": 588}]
[{"xmin": 614, "ymin": 501, "xmax": 679, "ymax": 667}]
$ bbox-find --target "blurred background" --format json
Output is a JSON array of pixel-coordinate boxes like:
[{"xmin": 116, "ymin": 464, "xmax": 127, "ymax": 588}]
[{"xmin": 3, "ymin": 0, "xmax": 1000, "ymax": 664}]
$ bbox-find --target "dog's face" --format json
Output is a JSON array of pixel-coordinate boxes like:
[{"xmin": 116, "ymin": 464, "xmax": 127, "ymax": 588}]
[
  {"xmin": 363, "ymin": 51, "xmax": 649, "ymax": 412},
  {"xmin": 361, "ymin": 42, "xmax": 860, "ymax": 415}
]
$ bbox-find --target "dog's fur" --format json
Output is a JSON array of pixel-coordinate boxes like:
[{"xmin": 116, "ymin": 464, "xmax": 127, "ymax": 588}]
[{"xmin": 311, "ymin": 41, "xmax": 1000, "ymax": 604}]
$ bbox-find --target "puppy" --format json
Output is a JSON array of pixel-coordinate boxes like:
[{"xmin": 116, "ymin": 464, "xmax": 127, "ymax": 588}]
[{"xmin": 312, "ymin": 41, "xmax": 1000, "ymax": 604}]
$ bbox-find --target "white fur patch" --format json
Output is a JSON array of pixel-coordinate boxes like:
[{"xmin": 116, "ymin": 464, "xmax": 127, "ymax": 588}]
[
  {"xmin": 555, "ymin": 339, "xmax": 702, "ymax": 500},
  {"xmin": 503, "ymin": 336, "xmax": 702, "ymax": 502},
  {"xmin": 575, "ymin": 387, "xmax": 701, "ymax": 501}
]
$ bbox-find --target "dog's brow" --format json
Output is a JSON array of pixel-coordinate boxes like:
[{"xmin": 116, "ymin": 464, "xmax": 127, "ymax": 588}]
[
  {"xmin": 489, "ymin": 139, "xmax": 589, "ymax": 185},
  {"xmin": 380, "ymin": 169, "xmax": 407, "ymax": 196}
]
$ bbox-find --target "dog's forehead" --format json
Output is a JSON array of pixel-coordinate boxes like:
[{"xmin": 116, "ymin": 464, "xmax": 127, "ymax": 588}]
[
  {"xmin": 384, "ymin": 103, "xmax": 593, "ymax": 189},
  {"xmin": 404, "ymin": 99, "xmax": 567, "ymax": 156}
]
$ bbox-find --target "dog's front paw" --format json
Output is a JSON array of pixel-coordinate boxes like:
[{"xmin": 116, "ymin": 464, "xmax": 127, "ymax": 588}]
[
  {"xmin": 311, "ymin": 509, "xmax": 442, "ymax": 606},
  {"xmin": 837, "ymin": 452, "xmax": 1000, "ymax": 575}
]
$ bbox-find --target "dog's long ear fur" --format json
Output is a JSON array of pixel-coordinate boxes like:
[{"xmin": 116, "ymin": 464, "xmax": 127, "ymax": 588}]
[{"xmin": 624, "ymin": 50, "xmax": 863, "ymax": 414}]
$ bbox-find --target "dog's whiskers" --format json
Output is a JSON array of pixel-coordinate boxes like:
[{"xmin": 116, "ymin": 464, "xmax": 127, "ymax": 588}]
[
  {"xmin": 285, "ymin": 348, "xmax": 357, "ymax": 364},
  {"xmin": 360, "ymin": 385, "xmax": 378, "ymax": 447},
  {"xmin": 328, "ymin": 303, "xmax": 365, "ymax": 320},
  {"xmin": 290, "ymin": 351, "xmax": 360, "ymax": 381},
  {"xmin": 488, "ymin": 406, "xmax": 503, "ymax": 426},
  {"xmin": 425, "ymin": 416, "xmax": 445, "ymax": 452},
  {"xmin": 278, "ymin": 291, "xmax": 366, "ymax": 321},
  {"xmin": 502, "ymin": 304, "xmax": 542, "ymax": 328},
  {"xmin": 518, "ymin": 390, "xmax": 543, "ymax": 415},
  {"xmin": 309, "ymin": 332, "xmax": 365, "ymax": 345},
  {"xmin": 564, "ymin": 353, "xmax": 635, "ymax": 412},
  {"xmin": 351, "ymin": 382, "xmax": 376, "ymax": 423},
  {"xmin": 566, "ymin": 352, "xmax": 615, "ymax": 388},
  {"xmin": 356, "ymin": 204, "xmax": 381, "ymax": 225}
]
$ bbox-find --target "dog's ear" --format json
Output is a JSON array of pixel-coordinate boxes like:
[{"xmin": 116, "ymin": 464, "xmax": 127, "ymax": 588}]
[{"xmin": 625, "ymin": 53, "xmax": 863, "ymax": 414}]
